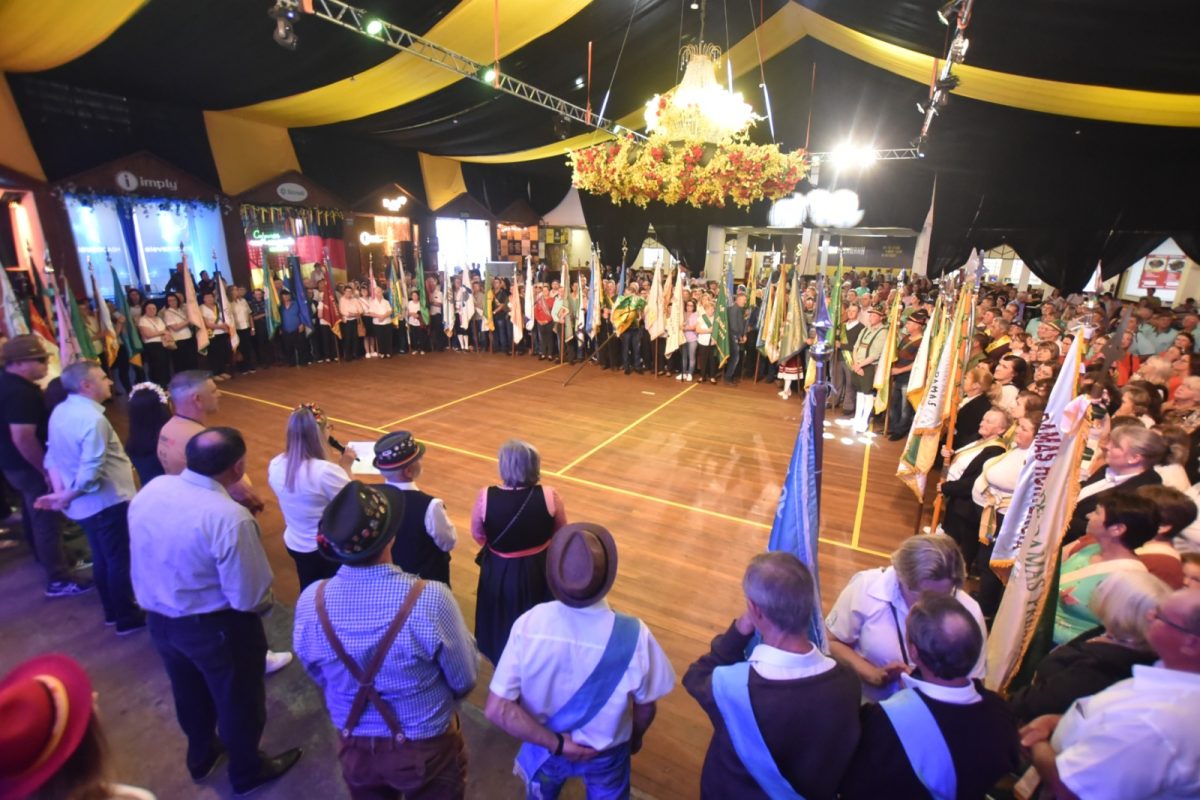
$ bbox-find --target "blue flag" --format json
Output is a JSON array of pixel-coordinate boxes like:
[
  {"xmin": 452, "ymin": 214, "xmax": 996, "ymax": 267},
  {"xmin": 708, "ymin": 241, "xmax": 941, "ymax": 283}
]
[
  {"xmin": 287, "ymin": 255, "xmax": 314, "ymax": 331},
  {"xmin": 767, "ymin": 367, "xmax": 827, "ymax": 652},
  {"xmin": 616, "ymin": 264, "xmax": 626, "ymax": 298}
]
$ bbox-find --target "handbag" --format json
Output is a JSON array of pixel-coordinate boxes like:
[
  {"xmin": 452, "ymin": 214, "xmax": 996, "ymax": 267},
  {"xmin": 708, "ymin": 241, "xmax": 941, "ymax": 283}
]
[{"xmin": 474, "ymin": 486, "xmax": 538, "ymax": 565}]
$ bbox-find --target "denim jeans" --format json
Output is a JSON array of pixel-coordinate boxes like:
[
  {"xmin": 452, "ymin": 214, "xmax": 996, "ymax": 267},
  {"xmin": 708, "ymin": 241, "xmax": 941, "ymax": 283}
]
[
  {"xmin": 621, "ymin": 329, "xmax": 643, "ymax": 371},
  {"xmin": 494, "ymin": 315, "xmax": 511, "ymax": 353},
  {"xmin": 77, "ymin": 501, "xmax": 139, "ymax": 625},
  {"xmin": 724, "ymin": 339, "xmax": 741, "ymax": 381},
  {"xmin": 3, "ymin": 466, "xmax": 68, "ymax": 583},
  {"xmin": 888, "ymin": 374, "xmax": 913, "ymax": 434},
  {"xmin": 681, "ymin": 340, "xmax": 697, "ymax": 374},
  {"xmin": 528, "ymin": 743, "xmax": 630, "ymax": 800}
]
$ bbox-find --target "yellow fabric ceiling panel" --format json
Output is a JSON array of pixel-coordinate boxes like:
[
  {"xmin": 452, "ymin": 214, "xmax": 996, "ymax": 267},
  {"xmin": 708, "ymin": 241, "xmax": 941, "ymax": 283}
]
[
  {"xmin": 455, "ymin": 4, "xmax": 810, "ymax": 164},
  {"xmin": 0, "ymin": 74, "xmax": 45, "ymax": 179},
  {"xmin": 203, "ymin": 111, "xmax": 302, "ymax": 195},
  {"xmin": 793, "ymin": 4, "xmax": 1200, "ymax": 128},
  {"xmin": 227, "ymin": 0, "xmax": 591, "ymax": 128},
  {"xmin": 419, "ymin": 152, "xmax": 468, "ymax": 211},
  {"xmin": 0, "ymin": 0, "xmax": 148, "ymax": 72}
]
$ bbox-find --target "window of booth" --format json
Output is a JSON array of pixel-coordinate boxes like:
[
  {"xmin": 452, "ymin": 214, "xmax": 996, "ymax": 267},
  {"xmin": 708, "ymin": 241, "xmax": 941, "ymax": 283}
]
[
  {"xmin": 65, "ymin": 195, "xmax": 231, "ymax": 298},
  {"xmin": 436, "ymin": 217, "xmax": 490, "ymax": 271}
]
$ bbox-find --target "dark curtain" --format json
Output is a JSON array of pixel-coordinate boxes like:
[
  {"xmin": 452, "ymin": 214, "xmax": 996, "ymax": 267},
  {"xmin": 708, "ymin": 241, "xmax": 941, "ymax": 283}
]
[
  {"xmin": 1100, "ymin": 234, "xmax": 1163, "ymax": 281},
  {"xmin": 647, "ymin": 215, "xmax": 709, "ymax": 275},
  {"xmin": 578, "ymin": 192, "xmax": 649, "ymax": 271},
  {"xmin": 1173, "ymin": 233, "xmax": 1200, "ymax": 265},
  {"xmin": 1006, "ymin": 230, "xmax": 1108, "ymax": 293},
  {"xmin": 0, "ymin": 209, "xmax": 16, "ymax": 267}
]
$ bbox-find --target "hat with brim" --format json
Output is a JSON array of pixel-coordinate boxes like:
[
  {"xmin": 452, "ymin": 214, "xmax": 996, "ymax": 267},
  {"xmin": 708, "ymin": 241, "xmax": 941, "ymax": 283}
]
[
  {"xmin": 908, "ymin": 309, "xmax": 930, "ymax": 326},
  {"xmin": 0, "ymin": 654, "xmax": 93, "ymax": 799},
  {"xmin": 1, "ymin": 334, "xmax": 49, "ymax": 364},
  {"xmin": 372, "ymin": 431, "xmax": 425, "ymax": 471},
  {"xmin": 546, "ymin": 522, "xmax": 618, "ymax": 608},
  {"xmin": 867, "ymin": 304, "xmax": 886, "ymax": 317},
  {"xmin": 317, "ymin": 480, "xmax": 404, "ymax": 564}
]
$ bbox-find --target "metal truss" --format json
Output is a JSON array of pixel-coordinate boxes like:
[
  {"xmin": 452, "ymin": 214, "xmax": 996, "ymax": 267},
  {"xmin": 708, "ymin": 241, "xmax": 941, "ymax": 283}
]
[
  {"xmin": 808, "ymin": 148, "xmax": 921, "ymax": 161},
  {"xmin": 297, "ymin": 0, "xmax": 645, "ymax": 141}
]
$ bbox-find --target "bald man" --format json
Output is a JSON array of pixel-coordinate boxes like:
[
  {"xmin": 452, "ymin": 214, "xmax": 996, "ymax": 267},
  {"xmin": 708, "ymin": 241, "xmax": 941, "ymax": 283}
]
[{"xmin": 1020, "ymin": 588, "xmax": 1200, "ymax": 799}]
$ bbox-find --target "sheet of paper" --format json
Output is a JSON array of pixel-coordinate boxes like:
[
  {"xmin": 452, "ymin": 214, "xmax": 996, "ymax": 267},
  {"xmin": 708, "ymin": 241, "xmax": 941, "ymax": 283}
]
[{"xmin": 347, "ymin": 442, "xmax": 379, "ymax": 475}]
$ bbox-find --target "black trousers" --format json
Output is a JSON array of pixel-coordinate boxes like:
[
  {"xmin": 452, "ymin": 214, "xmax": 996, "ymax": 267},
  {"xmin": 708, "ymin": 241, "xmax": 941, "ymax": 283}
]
[
  {"xmin": 313, "ymin": 325, "xmax": 336, "ymax": 361},
  {"xmin": 143, "ymin": 341, "xmax": 171, "ymax": 387},
  {"xmin": 537, "ymin": 321, "xmax": 557, "ymax": 359},
  {"xmin": 78, "ymin": 502, "xmax": 140, "ymax": 627},
  {"xmin": 696, "ymin": 343, "xmax": 715, "ymax": 380},
  {"xmin": 172, "ymin": 336, "xmax": 198, "ymax": 372},
  {"xmin": 341, "ymin": 318, "xmax": 360, "ymax": 361},
  {"xmin": 372, "ymin": 320, "xmax": 393, "ymax": 355},
  {"xmin": 147, "ymin": 609, "xmax": 267, "ymax": 786},
  {"xmin": 287, "ymin": 547, "xmax": 340, "ymax": 592},
  {"xmin": 206, "ymin": 334, "xmax": 232, "ymax": 376},
  {"xmin": 280, "ymin": 330, "xmax": 309, "ymax": 367},
  {"xmin": 235, "ymin": 328, "xmax": 255, "ymax": 371},
  {"xmin": 620, "ymin": 327, "xmax": 643, "ymax": 371},
  {"xmin": 253, "ymin": 325, "xmax": 272, "ymax": 367}
]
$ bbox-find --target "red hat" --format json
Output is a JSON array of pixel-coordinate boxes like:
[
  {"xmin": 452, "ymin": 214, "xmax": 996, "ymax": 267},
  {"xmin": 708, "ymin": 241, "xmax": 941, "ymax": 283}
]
[{"xmin": 0, "ymin": 654, "xmax": 94, "ymax": 798}]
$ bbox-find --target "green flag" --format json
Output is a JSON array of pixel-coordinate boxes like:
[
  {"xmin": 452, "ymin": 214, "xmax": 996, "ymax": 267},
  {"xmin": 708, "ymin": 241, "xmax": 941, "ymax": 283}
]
[
  {"xmin": 109, "ymin": 265, "xmax": 143, "ymax": 366},
  {"xmin": 779, "ymin": 268, "xmax": 806, "ymax": 362},
  {"xmin": 65, "ymin": 282, "xmax": 97, "ymax": 360},
  {"xmin": 714, "ymin": 264, "xmax": 731, "ymax": 368}
]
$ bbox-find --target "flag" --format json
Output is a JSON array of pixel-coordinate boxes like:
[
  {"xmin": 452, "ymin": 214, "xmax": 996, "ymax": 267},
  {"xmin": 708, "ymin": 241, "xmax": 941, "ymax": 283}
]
[
  {"xmin": 985, "ymin": 337, "xmax": 1088, "ymax": 694},
  {"xmin": 443, "ymin": 270, "xmax": 455, "ymax": 335},
  {"xmin": 664, "ymin": 267, "xmax": 685, "ymax": 357},
  {"xmin": 181, "ymin": 256, "xmax": 210, "ymax": 354},
  {"xmin": 904, "ymin": 294, "xmax": 944, "ymax": 408},
  {"xmin": 25, "ymin": 300, "xmax": 61, "ymax": 378},
  {"xmin": 559, "ymin": 258, "xmax": 570, "ymax": 335},
  {"xmin": 896, "ymin": 290, "xmax": 963, "ymax": 499},
  {"xmin": 261, "ymin": 263, "xmax": 280, "ymax": 339},
  {"xmin": 109, "ymin": 263, "xmax": 143, "ymax": 368},
  {"xmin": 87, "ymin": 264, "xmax": 119, "ymax": 367},
  {"xmin": 54, "ymin": 279, "xmax": 83, "ymax": 365},
  {"xmin": 320, "ymin": 268, "xmax": 342, "ymax": 337},
  {"xmin": 778, "ymin": 268, "xmax": 806, "ymax": 362},
  {"xmin": 645, "ymin": 262, "xmax": 666, "ymax": 339},
  {"xmin": 872, "ymin": 291, "xmax": 904, "ymax": 415},
  {"xmin": 286, "ymin": 255, "xmax": 314, "ymax": 331},
  {"xmin": 416, "ymin": 264, "xmax": 431, "ymax": 325},
  {"xmin": 511, "ymin": 276, "xmax": 525, "ymax": 345},
  {"xmin": 714, "ymin": 265, "xmax": 732, "ymax": 368},
  {"xmin": 481, "ymin": 264, "xmax": 494, "ymax": 333},
  {"xmin": 756, "ymin": 272, "xmax": 779, "ymax": 360},
  {"xmin": 523, "ymin": 259, "xmax": 534, "ymax": 332},
  {"xmin": 215, "ymin": 272, "xmax": 239, "ymax": 353},
  {"xmin": 767, "ymin": 361, "xmax": 828, "ymax": 651},
  {"xmin": 911, "ymin": 180, "xmax": 934, "ymax": 277},
  {"xmin": 64, "ymin": 278, "xmax": 97, "ymax": 361},
  {"xmin": 585, "ymin": 250, "xmax": 599, "ymax": 337},
  {"xmin": 389, "ymin": 259, "xmax": 407, "ymax": 327},
  {"xmin": 0, "ymin": 267, "xmax": 30, "ymax": 338},
  {"xmin": 30, "ymin": 262, "xmax": 56, "ymax": 342}
]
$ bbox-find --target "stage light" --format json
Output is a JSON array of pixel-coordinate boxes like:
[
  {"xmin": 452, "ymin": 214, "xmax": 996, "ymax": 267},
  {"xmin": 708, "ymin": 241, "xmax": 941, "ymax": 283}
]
[
  {"xmin": 366, "ymin": 19, "xmax": 384, "ymax": 35},
  {"xmin": 574, "ymin": 76, "xmax": 585, "ymax": 89},
  {"xmin": 268, "ymin": 0, "xmax": 299, "ymax": 50},
  {"xmin": 829, "ymin": 143, "xmax": 877, "ymax": 170},
  {"xmin": 937, "ymin": 0, "xmax": 965, "ymax": 26},
  {"xmin": 935, "ymin": 74, "xmax": 960, "ymax": 92},
  {"xmin": 483, "ymin": 67, "xmax": 496, "ymax": 83},
  {"xmin": 690, "ymin": 1, "xmax": 699, "ymax": 8},
  {"xmin": 916, "ymin": 101, "xmax": 926, "ymax": 114}
]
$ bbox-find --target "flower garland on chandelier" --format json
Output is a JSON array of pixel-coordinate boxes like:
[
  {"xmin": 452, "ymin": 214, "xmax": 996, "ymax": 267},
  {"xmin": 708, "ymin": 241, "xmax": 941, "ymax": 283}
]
[{"xmin": 570, "ymin": 129, "xmax": 807, "ymax": 210}]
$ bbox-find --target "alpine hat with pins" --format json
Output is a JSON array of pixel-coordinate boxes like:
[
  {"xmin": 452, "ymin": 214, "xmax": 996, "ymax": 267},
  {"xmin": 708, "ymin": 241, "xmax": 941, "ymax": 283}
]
[
  {"xmin": 372, "ymin": 431, "xmax": 426, "ymax": 471},
  {"xmin": 317, "ymin": 480, "xmax": 405, "ymax": 564}
]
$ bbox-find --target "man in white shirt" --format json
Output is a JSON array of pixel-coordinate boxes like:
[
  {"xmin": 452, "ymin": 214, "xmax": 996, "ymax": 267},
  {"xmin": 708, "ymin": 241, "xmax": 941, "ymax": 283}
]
[
  {"xmin": 1020, "ymin": 587, "xmax": 1200, "ymax": 800},
  {"xmin": 200, "ymin": 291, "xmax": 232, "ymax": 380},
  {"xmin": 36, "ymin": 361, "xmax": 142, "ymax": 633},
  {"xmin": 229, "ymin": 285, "xmax": 256, "ymax": 374},
  {"xmin": 129, "ymin": 427, "xmax": 302, "ymax": 794},
  {"xmin": 486, "ymin": 522, "xmax": 676, "ymax": 799},
  {"xmin": 373, "ymin": 431, "xmax": 455, "ymax": 584}
]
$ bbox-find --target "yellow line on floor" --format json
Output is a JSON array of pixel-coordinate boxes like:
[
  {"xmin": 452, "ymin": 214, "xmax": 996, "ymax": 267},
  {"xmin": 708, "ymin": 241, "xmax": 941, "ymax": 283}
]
[
  {"xmin": 556, "ymin": 383, "xmax": 699, "ymax": 475},
  {"xmin": 377, "ymin": 363, "xmax": 563, "ymax": 428},
  {"xmin": 220, "ymin": 388, "xmax": 889, "ymax": 560}
]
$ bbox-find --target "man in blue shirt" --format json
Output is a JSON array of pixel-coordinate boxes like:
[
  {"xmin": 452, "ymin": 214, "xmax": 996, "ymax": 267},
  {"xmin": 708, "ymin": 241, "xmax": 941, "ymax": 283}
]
[
  {"xmin": 37, "ymin": 361, "xmax": 143, "ymax": 633},
  {"xmin": 1134, "ymin": 308, "xmax": 1177, "ymax": 357},
  {"xmin": 278, "ymin": 290, "xmax": 309, "ymax": 367}
]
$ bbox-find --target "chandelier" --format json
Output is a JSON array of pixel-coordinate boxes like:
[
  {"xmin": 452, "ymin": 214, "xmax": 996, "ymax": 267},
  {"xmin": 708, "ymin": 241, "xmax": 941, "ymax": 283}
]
[{"xmin": 570, "ymin": 43, "xmax": 807, "ymax": 210}]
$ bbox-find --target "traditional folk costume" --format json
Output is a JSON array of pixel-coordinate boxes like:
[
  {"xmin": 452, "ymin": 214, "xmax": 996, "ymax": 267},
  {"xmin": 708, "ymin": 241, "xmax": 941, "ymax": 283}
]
[{"xmin": 849, "ymin": 311, "xmax": 888, "ymax": 433}]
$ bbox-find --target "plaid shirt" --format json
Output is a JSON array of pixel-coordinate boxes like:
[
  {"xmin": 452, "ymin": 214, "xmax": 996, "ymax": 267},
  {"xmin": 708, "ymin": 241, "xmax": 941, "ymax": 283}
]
[
  {"xmin": 247, "ymin": 295, "xmax": 266, "ymax": 318},
  {"xmin": 294, "ymin": 564, "xmax": 478, "ymax": 738}
]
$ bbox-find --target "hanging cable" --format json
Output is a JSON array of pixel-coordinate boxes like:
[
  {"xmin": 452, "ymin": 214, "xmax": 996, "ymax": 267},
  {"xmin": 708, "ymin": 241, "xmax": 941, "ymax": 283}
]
[
  {"xmin": 597, "ymin": 0, "xmax": 639, "ymax": 127},
  {"xmin": 676, "ymin": 0, "xmax": 686, "ymax": 84},
  {"xmin": 747, "ymin": 0, "xmax": 775, "ymax": 142},
  {"xmin": 722, "ymin": 0, "xmax": 732, "ymax": 91}
]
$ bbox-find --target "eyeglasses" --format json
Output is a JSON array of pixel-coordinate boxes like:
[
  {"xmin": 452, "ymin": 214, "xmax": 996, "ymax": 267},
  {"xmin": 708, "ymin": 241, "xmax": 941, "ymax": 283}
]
[{"xmin": 1148, "ymin": 607, "xmax": 1200, "ymax": 636}]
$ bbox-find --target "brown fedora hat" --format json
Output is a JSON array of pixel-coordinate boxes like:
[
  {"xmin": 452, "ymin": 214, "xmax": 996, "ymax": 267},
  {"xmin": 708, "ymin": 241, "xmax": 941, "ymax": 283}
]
[{"xmin": 545, "ymin": 522, "xmax": 618, "ymax": 608}]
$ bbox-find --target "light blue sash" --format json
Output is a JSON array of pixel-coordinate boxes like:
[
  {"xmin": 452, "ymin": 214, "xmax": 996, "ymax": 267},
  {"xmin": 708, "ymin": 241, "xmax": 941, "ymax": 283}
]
[
  {"xmin": 515, "ymin": 613, "xmax": 641, "ymax": 783},
  {"xmin": 879, "ymin": 688, "xmax": 956, "ymax": 800},
  {"xmin": 711, "ymin": 662, "xmax": 806, "ymax": 800}
]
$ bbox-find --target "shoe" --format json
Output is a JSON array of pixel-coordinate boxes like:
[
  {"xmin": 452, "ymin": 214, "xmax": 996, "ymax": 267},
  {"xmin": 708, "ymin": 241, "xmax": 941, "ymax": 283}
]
[
  {"xmin": 624, "ymin": 368, "xmax": 631, "ymax": 375},
  {"xmin": 45, "ymin": 580, "xmax": 94, "ymax": 598},
  {"xmin": 636, "ymin": 369, "xmax": 645, "ymax": 375},
  {"xmin": 264, "ymin": 650, "xmax": 293, "ymax": 675},
  {"xmin": 116, "ymin": 614, "xmax": 147, "ymax": 635},
  {"xmin": 675, "ymin": 374, "xmax": 683, "ymax": 381},
  {"xmin": 888, "ymin": 432, "xmax": 907, "ymax": 441},
  {"xmin": 232, "ymin": 748, "xmax": 303, "ymax": 796},
  {"xmin": 686, "ymin": 374, "xmax": 693, "ymax": 382},
  {"xmin": 189, "ymin": 743, "xmax": 227, "ymax": 782},
  {"xmin": 709, "ymin": 377, "xmax": 718, "ymax": 384}
]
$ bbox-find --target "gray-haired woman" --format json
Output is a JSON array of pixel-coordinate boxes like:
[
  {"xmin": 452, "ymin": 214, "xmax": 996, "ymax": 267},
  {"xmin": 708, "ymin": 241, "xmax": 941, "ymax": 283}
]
[{"xmin": 470, "ymin": 439, "xmax": 567, "ymax": 664}]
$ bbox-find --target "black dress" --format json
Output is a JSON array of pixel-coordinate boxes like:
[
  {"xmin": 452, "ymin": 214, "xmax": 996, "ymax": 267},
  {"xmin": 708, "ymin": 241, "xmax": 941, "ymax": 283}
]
[{"xmin": 474, "ymin": 485, "xmax": 556, "ymax": 664}]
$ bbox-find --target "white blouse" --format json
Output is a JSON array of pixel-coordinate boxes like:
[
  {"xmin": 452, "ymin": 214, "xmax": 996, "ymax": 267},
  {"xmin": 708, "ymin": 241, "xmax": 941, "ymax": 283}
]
[
  {"xmin": 339, "ymin": 296, "xmax": 363, "ymax": 319},
  {"xmin": 267, "ymin": 455, "xmax": 351, "ymax": 553},
  {"xmin": 368, "ymin": 297, "xmax": 393, "ymax": 321},
  {"xmin": 137, "ymin": 315, "xmax": 167, "ymax": 344},
  {"xmin": 972, "ymin": 445, "xmax": 1031, "ymax": 511},
  {"xmin": 161, "ymin": 307, "xmax": 192, "ymax": 340}
]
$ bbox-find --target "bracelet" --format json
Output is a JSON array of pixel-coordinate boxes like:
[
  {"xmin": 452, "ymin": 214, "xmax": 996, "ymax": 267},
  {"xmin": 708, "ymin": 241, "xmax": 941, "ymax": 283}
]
[{"xmin": 553, "ymin": 732, "xmax": 565, "ymax": 756}]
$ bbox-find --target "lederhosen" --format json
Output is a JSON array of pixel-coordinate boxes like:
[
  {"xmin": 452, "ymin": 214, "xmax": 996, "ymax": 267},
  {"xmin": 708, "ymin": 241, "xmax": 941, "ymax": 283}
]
[{"xmin": 850, "ymin": 325, "xmax": 885, "ymax": 393}]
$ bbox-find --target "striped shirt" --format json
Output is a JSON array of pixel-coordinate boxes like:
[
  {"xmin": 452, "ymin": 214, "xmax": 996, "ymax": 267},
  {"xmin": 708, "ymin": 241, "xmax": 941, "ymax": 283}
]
[{"xmin": 294, "ymin": 564, "xmax": 478, "ymax": 739}]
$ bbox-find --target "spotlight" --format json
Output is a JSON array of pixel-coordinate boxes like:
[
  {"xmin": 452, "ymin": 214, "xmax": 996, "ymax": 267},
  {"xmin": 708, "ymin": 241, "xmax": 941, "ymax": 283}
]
[
  {"xmin": 829, "ymin": 143, "xmax": 878, "ymax": 170},
  {"xmin": 574, "ymin": 75, "xmax": 585, "ymax": 89},
  {"xmin": 916, "ymin": 101, "xmax": 926, "ymax": 114},
  {"xmin": 911, "ymin": 135, "xmax": 928, "ymax": 158},
  {"xmin": 935, "ymin": 74, "xmax": 960, "ymax": 93},
  {"xmin": 937, "ymin": 0, "xmax": 965, "ymax": 26},
  {"xmin": 268, "ymin": 0, "xmax": 299, "ymax": 50},
  {"xmin": 690, "ymin": 1, "xmax": 699, "ymax": 8},
  {"xmin": 553, "ymin": 115, "xmax": 572, "ymax": 140},
  {"xmin": 366, "ymin": 19, "xmax": 384, "ymax": 35},
  {"xmin": 482, "ymin": 67, "xmax": 497, "ymax": 83}
]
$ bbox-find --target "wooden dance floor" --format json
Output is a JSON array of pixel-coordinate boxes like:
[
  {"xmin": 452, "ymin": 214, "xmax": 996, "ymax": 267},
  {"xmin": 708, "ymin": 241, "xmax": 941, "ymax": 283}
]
[{"xmin": 210, "ymin": 353, "xmax": 916, "ymax": 799}]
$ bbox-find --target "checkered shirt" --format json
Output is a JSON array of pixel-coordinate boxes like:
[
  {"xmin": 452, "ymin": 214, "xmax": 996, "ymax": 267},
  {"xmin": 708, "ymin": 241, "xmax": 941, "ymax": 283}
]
[{"xmin": 294, "ymin": 564, "xmax": 478, "ymax": 739}]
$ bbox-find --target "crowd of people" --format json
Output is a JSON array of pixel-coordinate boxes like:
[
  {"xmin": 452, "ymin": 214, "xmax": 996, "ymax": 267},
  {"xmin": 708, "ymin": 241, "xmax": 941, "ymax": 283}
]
[{"xmin": 2, "ymin": 262, "xmax": 1200, "ymax": 799}]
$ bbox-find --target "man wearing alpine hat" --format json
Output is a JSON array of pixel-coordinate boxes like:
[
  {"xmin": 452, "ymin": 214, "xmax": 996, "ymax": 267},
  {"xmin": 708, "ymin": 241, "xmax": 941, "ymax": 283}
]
[
  {"xmin": 373, "ymin": 431, "xmax": 456, "ymax": 584},
  {"xmin": 294, "ymin": 480, "xmax": 478, "ymax": 799},
  {"xmin": 485, "ymin": 521, "xmax": 676, "ymax": 798}
]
